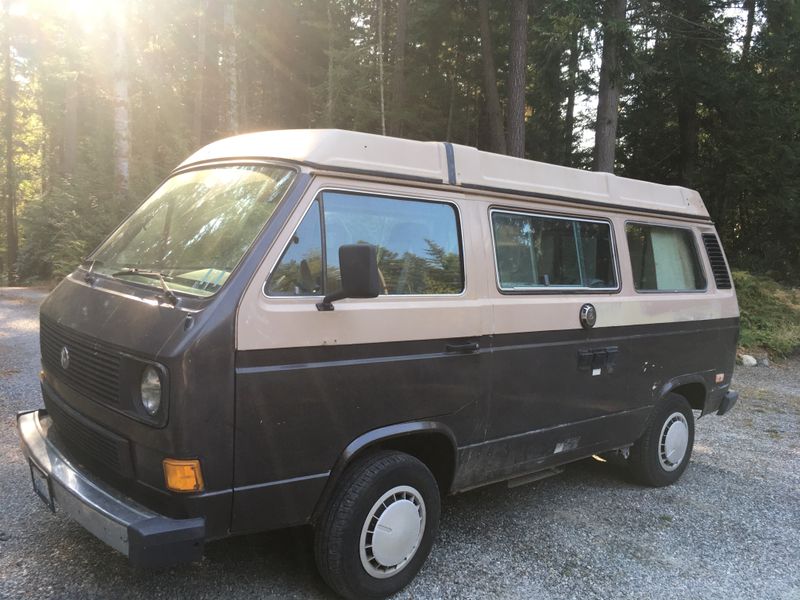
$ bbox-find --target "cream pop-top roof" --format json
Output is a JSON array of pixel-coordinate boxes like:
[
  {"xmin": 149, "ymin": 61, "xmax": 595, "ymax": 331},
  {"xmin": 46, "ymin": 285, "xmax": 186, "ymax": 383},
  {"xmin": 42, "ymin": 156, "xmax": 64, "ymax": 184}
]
[{"xmin": 179, "ymin": 129, "xmax": 710, "ymax": 219}]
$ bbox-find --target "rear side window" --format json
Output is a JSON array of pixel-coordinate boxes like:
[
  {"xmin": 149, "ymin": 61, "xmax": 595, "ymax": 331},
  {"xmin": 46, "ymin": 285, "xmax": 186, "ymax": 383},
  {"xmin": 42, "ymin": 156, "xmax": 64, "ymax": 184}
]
[
  {"xmin": 266, "ymin": 191, "xmax": 464, "ymax": 296},
  {"xmin": 626, "ymin": 223, "xmax": 706, "ymax": 291},
  {"xmin": 490, "ymin": 210, "xmax": 617, "ymax": 291}
]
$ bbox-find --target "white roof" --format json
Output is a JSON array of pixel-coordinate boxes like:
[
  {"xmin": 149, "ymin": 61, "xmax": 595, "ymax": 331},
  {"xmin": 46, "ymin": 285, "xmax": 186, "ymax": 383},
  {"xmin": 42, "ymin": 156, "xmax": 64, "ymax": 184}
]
[{"xmin": 180, "ymin": 129, "xmax": 709, "ymax": 219}]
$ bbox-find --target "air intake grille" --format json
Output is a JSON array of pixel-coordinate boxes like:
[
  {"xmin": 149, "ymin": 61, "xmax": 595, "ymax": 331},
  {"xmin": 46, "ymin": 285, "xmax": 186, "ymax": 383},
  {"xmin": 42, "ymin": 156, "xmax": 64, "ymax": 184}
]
[
  {"xmin": 702, "ymin": 233, "xmax": 732, "ymax": 289},
  {"xmin": 40, "ymin": 317, "xmax": 120, "ymax": 406},
  {"xmin": 43, "ymin": 385, "xmax": 134, "ymax": 478}
]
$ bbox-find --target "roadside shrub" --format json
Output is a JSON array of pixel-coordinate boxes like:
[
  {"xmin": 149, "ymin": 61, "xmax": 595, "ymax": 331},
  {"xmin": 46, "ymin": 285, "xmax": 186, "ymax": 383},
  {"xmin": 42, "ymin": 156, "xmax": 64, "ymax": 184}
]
[{"xmin": 734, "ymin": 271, "xmax": 800, "ymax": 357}]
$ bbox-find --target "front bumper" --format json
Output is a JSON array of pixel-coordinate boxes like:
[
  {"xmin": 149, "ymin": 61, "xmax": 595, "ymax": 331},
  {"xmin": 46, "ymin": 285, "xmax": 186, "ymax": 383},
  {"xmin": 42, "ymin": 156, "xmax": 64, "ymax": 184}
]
[{"xmin": 16, "ymin": 409, "xmax": 205, "ymax": 568}]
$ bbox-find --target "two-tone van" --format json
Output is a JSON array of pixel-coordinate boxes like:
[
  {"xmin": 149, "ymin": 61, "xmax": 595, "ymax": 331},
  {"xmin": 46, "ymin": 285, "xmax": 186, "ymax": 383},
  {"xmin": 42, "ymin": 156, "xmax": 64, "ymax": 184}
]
[{"xmin": 17, "ymin": 129, "xmax": 739, "ymax": 599}]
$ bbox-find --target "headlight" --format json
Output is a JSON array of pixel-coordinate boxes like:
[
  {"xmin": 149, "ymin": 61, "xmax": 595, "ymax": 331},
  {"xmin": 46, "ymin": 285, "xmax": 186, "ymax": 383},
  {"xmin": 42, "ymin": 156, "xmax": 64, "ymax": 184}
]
[{"xmin": 140, "ymin": 366, "xmax": 162, "ymax": 416}]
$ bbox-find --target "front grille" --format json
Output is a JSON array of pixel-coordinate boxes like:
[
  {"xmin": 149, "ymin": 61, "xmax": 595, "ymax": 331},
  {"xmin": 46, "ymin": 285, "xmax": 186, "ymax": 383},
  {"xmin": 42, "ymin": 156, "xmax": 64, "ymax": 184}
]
[
  {"xmin": 40, "ymin": 318, "xmax": 120, "ymax": 406},
  {"xmin": 43, "ymin": 385, "xmax": 135, "ymax": 478},
  {"xmin": 701, "ymin": 233, "xmax": 733, "ymax": 290}
]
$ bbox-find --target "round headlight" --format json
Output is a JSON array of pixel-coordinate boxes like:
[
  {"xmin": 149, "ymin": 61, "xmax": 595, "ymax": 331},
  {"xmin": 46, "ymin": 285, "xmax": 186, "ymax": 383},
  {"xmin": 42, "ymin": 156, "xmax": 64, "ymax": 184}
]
[{"xmin": 140, "ymin": 366, "xmax": 162, "ymax": 416}]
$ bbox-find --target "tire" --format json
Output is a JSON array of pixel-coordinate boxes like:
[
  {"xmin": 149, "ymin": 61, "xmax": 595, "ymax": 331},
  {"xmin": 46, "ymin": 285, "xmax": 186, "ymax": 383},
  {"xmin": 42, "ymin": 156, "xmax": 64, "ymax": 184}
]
[
  {"xmin": 628, "ymin": 393, "xmax": 695, "ymax": 487},
  {"xmin": 314, "ymin": 451, "xmax": 441, "ymax": 600}
]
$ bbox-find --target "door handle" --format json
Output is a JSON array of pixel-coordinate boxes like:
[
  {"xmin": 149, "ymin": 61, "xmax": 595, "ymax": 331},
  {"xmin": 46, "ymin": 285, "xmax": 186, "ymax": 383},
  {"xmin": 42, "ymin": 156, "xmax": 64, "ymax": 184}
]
[
  {"xmin": 446, "ymin": 341, "xmax": 480, "ymax": 354},
  {"xmin": 577, "ymin": 346, "xmax": 619, "ymax": 372}
]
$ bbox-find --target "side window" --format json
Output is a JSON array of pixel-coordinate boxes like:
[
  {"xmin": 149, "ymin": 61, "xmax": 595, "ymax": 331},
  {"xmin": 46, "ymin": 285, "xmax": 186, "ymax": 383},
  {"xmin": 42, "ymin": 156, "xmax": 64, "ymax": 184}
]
[
  {"xmin": 265, "ymin": 199, "xmax": 323, "ymax": 295},
  {"xmin": 626, "ymin": 223, "xmax": 706, "ymax": 291},
  {"xmin": 491, "ymin": 210, "xmax": 617, "ymax": 290},
  {"xmin": 266, "ymin": 192, "xmax": 464, "ymax": 296},
  {"xmin": 323, "ymin": 191, "xmax": 464, "ymax": 295}
]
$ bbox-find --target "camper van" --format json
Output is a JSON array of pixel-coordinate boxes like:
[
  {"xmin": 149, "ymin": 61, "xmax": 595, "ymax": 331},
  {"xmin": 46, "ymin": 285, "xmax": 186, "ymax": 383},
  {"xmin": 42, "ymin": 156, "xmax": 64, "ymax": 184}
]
[{"xmin": 17, "ymin": 129, "xmax": 739, "ymax": 599}]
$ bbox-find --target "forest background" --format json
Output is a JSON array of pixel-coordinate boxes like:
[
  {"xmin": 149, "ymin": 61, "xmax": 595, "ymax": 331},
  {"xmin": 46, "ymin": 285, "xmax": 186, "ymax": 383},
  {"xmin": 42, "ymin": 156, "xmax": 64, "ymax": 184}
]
[{"xmin": 0, "ymin": 0, "xmax": 799, "ymax": 351}]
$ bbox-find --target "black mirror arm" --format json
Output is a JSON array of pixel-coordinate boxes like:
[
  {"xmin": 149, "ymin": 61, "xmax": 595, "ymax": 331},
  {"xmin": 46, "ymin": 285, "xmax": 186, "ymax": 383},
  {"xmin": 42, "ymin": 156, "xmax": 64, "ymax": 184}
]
[{"xmin": 316, "ymin": 290, "xmax": 347, "ymax": 311}]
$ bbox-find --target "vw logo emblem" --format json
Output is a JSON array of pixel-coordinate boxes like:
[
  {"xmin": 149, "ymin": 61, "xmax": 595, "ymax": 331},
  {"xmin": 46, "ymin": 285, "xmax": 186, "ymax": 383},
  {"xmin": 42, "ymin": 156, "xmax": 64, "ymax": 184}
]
[{"xmin": 60, "ymin": 346, "xmax": 70, "ymax": 370}]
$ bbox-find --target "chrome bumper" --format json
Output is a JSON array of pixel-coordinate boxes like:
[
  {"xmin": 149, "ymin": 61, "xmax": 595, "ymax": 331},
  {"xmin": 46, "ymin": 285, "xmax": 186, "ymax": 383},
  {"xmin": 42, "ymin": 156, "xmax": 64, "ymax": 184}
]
[{"xmin": 16, "ymin": 409, "xmax": 205, "ymax": 567}]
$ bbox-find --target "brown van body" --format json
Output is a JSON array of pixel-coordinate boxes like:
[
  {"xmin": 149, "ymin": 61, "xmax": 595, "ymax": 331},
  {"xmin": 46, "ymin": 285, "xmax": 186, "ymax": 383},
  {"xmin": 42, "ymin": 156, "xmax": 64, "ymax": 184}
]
[{"xmin": 17, "ymin": 130, "xmax": 738, "ymax": 569}]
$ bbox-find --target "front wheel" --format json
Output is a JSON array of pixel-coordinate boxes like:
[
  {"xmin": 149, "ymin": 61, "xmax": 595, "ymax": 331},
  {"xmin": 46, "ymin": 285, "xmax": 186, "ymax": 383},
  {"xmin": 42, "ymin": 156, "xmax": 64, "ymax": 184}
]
[
  {"xmin": 628, "ymin": 393, "xmax": 695, "ymax": 487},
  {"xmin": 314, "ymin": 451, "xmax": 441, "ymax": 600}
]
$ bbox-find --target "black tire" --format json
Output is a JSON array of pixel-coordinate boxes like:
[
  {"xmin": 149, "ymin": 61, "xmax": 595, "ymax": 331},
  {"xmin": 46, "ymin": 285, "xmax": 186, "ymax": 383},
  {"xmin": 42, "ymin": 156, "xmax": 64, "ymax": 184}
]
[
  {"xmin": 314, "ymin": 451, "xmax": 441, "ymax": 600},
  {"xmin": 628, "ymin": 393, "xmax": 695, "ymax": 487}
]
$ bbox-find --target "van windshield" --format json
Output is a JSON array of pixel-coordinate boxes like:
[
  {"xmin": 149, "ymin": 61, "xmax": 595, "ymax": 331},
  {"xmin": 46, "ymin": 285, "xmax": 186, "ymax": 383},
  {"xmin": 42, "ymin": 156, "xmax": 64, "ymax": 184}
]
[{"xmin": 88, "ymin": 165, "xmax": 295, "ymax": 297}]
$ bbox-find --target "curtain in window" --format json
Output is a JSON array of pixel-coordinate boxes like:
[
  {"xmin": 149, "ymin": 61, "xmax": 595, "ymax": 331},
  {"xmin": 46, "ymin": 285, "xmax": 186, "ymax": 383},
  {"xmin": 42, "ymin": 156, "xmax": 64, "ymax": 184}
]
[{"xmin": 650, "ymin": 229, "xmax": 695, "ymax": 290}]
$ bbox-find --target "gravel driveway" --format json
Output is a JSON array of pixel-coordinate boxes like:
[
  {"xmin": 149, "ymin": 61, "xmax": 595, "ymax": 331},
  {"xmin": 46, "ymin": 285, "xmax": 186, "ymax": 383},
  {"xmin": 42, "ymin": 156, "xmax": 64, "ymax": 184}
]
[{"xmin": 1, "ymin": 287, "xmax": 798, "ymax": 599}]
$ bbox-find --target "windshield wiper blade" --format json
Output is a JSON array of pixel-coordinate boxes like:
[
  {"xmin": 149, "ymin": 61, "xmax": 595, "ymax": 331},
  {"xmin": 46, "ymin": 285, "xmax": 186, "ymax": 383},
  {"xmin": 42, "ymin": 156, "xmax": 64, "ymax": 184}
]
[{"xmin": 111, "ymin": 268, "xmax": 179, "ymax": 305}]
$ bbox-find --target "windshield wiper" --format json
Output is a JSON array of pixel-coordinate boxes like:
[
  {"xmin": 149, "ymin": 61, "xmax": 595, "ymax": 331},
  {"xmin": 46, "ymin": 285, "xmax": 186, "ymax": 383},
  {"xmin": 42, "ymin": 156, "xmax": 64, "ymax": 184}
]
[{"xmin": 111, "ymin": 268, "xmax": 179, "ymax": 305}]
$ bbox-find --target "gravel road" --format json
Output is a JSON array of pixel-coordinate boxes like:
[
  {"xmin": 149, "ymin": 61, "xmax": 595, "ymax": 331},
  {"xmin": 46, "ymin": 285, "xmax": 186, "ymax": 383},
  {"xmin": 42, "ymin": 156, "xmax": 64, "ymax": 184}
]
[{"xmin": 1, "ymin": 287, "xmax": 798, "ymax": 599}]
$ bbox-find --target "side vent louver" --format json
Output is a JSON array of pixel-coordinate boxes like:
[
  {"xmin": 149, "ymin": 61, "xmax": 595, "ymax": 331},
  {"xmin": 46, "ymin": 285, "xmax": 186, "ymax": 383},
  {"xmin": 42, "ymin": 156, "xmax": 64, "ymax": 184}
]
[{"xmin": 702, "ymin": 233, "xmax": 732, "ymax": 289}]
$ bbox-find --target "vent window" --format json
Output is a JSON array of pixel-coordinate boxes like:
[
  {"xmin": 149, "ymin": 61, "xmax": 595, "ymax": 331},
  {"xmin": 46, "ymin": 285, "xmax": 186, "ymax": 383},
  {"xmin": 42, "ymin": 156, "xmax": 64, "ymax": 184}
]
[{"xmin": 701, "ymin": 233, "xmax": 732, "ymax": 289}]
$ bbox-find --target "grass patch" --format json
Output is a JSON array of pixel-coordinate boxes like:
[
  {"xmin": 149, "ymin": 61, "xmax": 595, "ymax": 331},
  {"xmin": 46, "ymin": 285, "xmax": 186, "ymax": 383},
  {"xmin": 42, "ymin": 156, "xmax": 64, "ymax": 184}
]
[{"xmin": 734, "ymin": 271, "xmax": 800, "ymax": 357}]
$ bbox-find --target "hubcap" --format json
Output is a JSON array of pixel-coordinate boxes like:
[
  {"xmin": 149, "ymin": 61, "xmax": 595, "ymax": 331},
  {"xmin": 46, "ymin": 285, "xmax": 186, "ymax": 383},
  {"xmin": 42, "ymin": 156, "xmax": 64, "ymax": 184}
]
[
  {"xmin": 659, "ymin": 412, "xmax": 689, "ymax": 471},
  {"xmin": 359, "ymin": 485, "xmax": 426, "ymax": 579}
]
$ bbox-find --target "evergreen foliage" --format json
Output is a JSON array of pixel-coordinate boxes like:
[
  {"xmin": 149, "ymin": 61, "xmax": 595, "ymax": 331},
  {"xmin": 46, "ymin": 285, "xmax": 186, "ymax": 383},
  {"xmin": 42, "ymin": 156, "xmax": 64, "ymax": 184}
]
[{"xmin": 0, "ymin": 0, "xmax": 798, "ymax": 283}]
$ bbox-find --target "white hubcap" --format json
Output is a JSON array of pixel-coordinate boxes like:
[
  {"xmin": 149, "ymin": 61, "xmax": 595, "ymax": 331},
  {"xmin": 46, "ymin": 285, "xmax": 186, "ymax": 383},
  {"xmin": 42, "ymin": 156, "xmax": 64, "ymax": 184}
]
[
  {"xmin": 360, "ymin": 485, "xmax": 426, "ymax": 579},
  {"xmin": 659, "ymin": 412, "xmax": 689, "ymax": 471}
]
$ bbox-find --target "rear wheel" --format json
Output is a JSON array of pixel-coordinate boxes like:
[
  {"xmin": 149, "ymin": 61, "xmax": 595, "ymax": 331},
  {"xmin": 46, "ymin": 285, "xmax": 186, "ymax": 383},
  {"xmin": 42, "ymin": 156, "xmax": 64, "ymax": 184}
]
[
  {"xmin": 314, "ymin": 451, "xmax": 440, "ymax": 600},
  {"xmin": 628, "ymin": 393, "xmax": 695, "ymax": 487}
]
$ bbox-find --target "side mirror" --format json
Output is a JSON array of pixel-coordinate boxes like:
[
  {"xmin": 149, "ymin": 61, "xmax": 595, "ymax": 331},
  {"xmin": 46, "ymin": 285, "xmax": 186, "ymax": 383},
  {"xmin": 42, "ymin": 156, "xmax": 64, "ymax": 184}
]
[{"xmin": 316, "ymin": 244, "xmax": 381, "ymax": 311}]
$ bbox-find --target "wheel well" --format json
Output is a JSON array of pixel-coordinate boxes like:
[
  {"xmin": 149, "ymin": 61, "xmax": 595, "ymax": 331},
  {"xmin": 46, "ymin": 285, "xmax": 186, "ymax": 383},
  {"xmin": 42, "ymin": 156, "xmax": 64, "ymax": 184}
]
[
  {"xmin": 669, "ymin": 382, "xmax": 706, "ymax": 411},
  {"xmin": 362, "ymin": 433, "xmax": 456, "ymax": 495}
]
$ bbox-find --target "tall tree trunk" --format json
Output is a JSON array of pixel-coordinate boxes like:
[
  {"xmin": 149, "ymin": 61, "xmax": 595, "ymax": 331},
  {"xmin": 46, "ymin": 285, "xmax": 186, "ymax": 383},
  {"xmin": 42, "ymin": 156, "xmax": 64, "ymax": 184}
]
[
  {"xmin": 446, "ymin": 53, "xmax": 459, "ymax": 142},
  {"xmin": 2, "ymin": 0, "xmax": 16, "ymax": 284},
  {"xmin": 39, "ymin": 92, "xmax": 47, "ymax": 195},
  {"xmin": 113, "ymin": 7, "xmax": 131, "ymax": 201},
  {"xmin": 223, "ymin": 0, "xmax": 238, "ymax": 135},
  {"xmin": 593, "ymin": 0, "xmax": 627, "ymax": 172},
  {"xmin": 377, "ymin": 0, "xmax": 386, "ymax": 135},
  {"xmin": 506, "ymin": 0, "xmax": 528, "ymax": 158},
  {"xmin": 677, "ymin": 96, "xmax": 698, "ymax": 185},
  {"xmin": 389, "ymin": 0, "xmax": 408, "ymax": 136},
  {"xmin": 676, "ymin": 3, "xmax": 702, "ymax": 187},
  {"xmin": 193, "ymin": 1, "xmax": 207, "ymax": 145},
  {"xmin": 326, "ymin": 2, "xmax": 334, "ymax": 126},
  {"xmin": 564, "ymin": 27, "xmax": 581, "ymax": 166},
  {"xmin": 478, "ymin": 0, "xmax": 506, "ymax": 154},
  {"xmin": 742, "ymin": 0, "xmax": 756, "ymax": 61},
  {"xmin": 61, "ymin": 73, "xmax": 78, "ymax": 177}
]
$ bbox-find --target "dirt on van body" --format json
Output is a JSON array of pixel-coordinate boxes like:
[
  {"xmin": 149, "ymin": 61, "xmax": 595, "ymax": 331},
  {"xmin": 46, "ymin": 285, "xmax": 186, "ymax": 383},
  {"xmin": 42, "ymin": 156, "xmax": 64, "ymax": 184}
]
[{"xmin": 0, "ymin": 287, "xmax": 798, "ymax": 599}]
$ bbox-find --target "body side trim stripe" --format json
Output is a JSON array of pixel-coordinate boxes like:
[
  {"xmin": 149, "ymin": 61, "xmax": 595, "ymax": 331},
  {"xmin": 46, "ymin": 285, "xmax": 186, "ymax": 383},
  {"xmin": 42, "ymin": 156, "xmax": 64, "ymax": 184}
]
[
  {"xmin": 232, "ymin": 471, "xmax": 330, "ymax": 493},
  {"xmin": 493, "ymin": 322, "xmax": 740, "ymax": 352},
  {"xmin": 236, "ymin": 350, "xmax": 476, "ymax": 375}
]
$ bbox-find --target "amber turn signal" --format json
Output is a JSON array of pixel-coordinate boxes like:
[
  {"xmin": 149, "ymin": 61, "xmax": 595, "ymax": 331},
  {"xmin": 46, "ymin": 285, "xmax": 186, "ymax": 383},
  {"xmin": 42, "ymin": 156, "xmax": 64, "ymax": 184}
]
[{"xmin": 163, "ymin": 458, "xmax": 205, "ymax": 493}]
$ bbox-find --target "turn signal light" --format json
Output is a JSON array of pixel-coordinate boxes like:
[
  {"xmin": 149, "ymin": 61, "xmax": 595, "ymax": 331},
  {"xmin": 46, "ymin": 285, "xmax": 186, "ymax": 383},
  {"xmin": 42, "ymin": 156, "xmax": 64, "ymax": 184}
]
[{"xmin": 163, "ymin": 458, "xmax": 205, "ymax": 493}]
